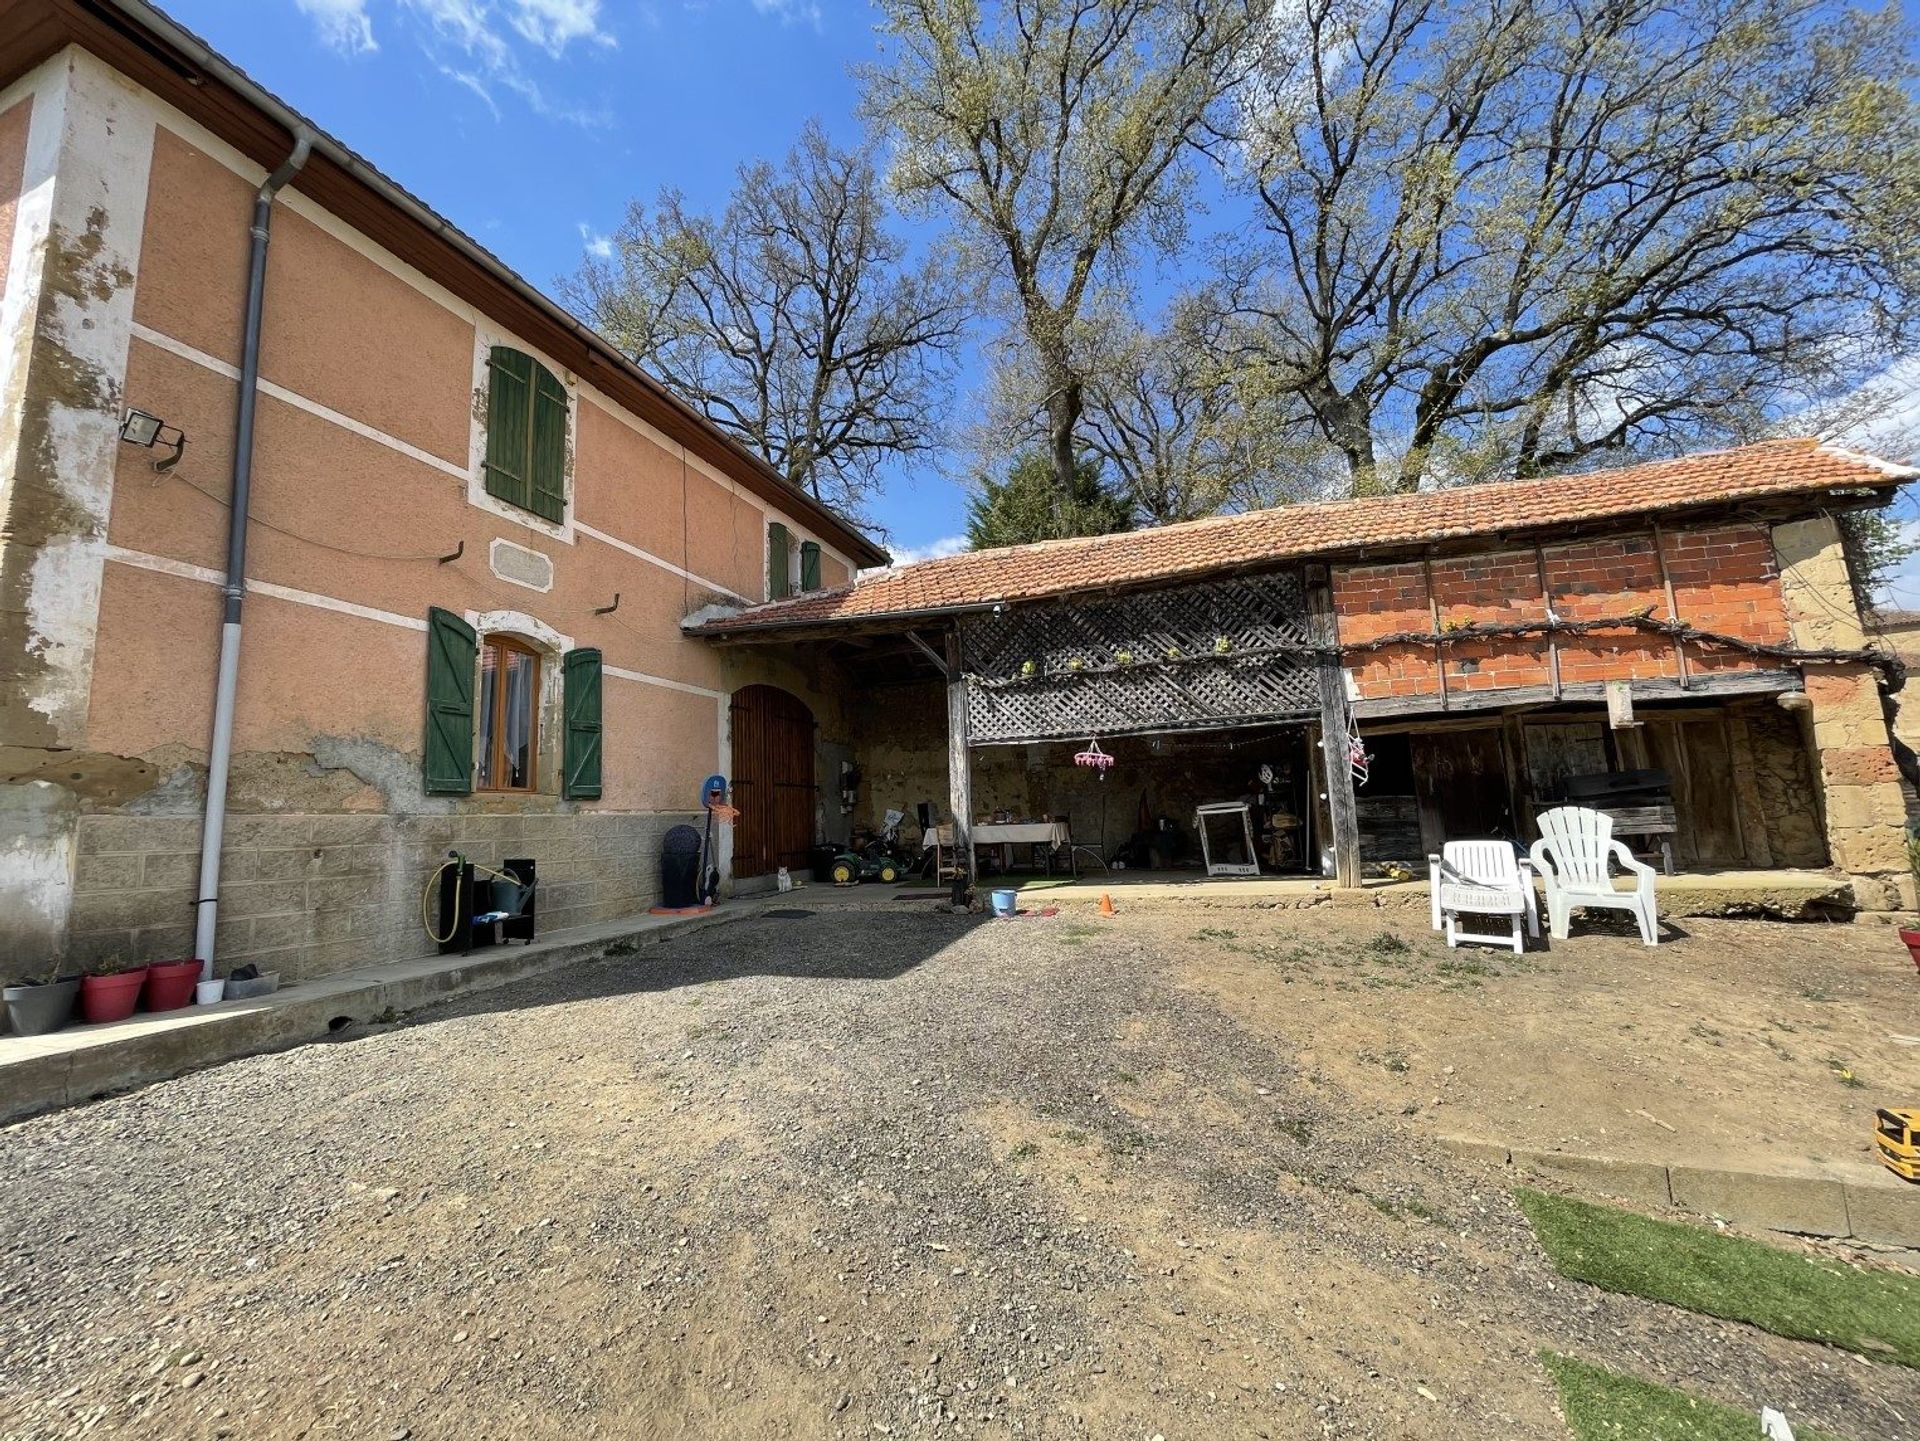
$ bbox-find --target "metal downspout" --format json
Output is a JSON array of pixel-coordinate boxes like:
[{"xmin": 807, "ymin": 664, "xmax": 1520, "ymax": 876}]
[{"xmin": 192, "ymin": 129, "xmax": 313, "ymax": 979}]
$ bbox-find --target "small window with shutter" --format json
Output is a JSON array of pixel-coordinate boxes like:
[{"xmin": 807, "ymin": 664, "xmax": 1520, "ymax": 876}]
[
  {"xmin": 484, "ymin": 346, "xmax": 568, "ymax": 524},
  {"xmin": 799, "ymin": 540, "xmax": 822, "ymax": 592}
]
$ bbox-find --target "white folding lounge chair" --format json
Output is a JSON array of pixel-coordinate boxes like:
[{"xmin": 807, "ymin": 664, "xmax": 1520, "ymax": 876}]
[
  {"xmin": 1428, "ymin": 839, "xmax": 1539, "ymax": 955},
  {"xmin": 1528, "ymin": 805, "xmax": 1659, "ymax": 947}
]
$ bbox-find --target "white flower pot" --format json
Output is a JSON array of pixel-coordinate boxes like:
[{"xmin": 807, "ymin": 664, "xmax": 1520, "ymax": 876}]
[{"xmin": 195, "ymin": 979, "xmax": 226, "ymax": 1005}]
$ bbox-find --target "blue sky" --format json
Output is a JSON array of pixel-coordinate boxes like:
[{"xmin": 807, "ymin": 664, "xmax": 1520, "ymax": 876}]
[
  {"xmin": 164, "ymin": 0, "xmax": 978, "ymax": 561},
  {"xmin": 164, "ymin": 0, "xmax": 1920, "ymax": 596}
]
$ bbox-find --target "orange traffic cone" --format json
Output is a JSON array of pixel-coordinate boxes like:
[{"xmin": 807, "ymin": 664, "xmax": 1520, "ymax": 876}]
[{"xmin": 1099, "ymin": 892, "xmax": 1116, "ymax": 918}]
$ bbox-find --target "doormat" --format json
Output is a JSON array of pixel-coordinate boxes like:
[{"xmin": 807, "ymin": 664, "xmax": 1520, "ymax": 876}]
[{"xmin": 765, "ymin": 908, "xmax": 816, "ymax": 919}]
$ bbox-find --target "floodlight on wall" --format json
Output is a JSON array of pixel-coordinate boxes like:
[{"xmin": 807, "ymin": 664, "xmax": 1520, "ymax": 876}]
[{"xmin": 119, "ymin": 408, "xmax": 187, "ymax": 473}]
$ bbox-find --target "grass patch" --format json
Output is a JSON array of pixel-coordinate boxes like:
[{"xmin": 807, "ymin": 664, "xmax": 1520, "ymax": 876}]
[
  {"xmin": 1192, "ymin": 926, "xmax": 1238, "ymax": 941},
  {"xmin": 1273, "ymin": 1116, "xmax": 1312, "ymax": 1144},
  {"xmin": 1006, "ymin": 1141, "xmax": 1038, "ymax": 1162},
  {"xmin": 1518, "ymin": 1188, "xmax": 1920, "ymax": 1368},
  {"xmin": 1542, "ymin": 1353, "xmax": 1842, "ymax": 1441},
  {"xmin": 1363, "ymin": 932, "xmax": 1412, "ymax": 959}
]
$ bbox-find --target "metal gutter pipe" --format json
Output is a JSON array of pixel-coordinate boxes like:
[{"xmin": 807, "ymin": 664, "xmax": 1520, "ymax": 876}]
[{"xmin": 192, "ymin": 128, "xmax": 312, "ymax": 979}]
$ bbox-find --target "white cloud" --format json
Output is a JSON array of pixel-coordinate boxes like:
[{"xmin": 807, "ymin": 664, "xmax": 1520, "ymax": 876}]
[
  {"xmin": 511, "ymin": 0, "xmax": 615, "ymax": 52},
  {"xmin": 297, "ymin": 0, "xmax": 378, "ymax": 53},
  {"xmin": 749, "ymin": 0, "xmax": 823, "ymax": 28},
  {"xmin": 873, "ymin": 534, "xmax": 967, "ymax": 570},
  {"xmin": 577, "ymin": 221, "xmax": 615, "ymax": 258},
  {"xmin": 294, "ymin": 0, "xmax": 612, "ymax": 123}
]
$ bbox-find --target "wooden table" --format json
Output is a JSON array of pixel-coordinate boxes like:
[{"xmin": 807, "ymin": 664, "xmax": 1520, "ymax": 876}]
[{"xmin": 924, "ymin": 821, "xmax": 1071, "ymax": 876}]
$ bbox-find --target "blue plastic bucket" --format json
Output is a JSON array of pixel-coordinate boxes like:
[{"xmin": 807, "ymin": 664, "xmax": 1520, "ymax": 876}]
[{"xmin": 991, "ymin": 888, "xmax": 1018, "ymax": 918}]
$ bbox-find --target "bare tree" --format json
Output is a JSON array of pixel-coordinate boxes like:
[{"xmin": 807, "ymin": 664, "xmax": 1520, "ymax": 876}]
[
  {"xmin": 1081, "ymin": 295, "xmax": 1340, "ymax": 523},
  {"xmin": 862, "ymin": 0, "xmax": 1263, "ymax": 503},
  {"xmin": 566, "ymin": 121, "xmax": 967, "ymax": 520},
  {"xmin": 1220, "ymin": 0, "xmax": 1920, "ymax": 494}
]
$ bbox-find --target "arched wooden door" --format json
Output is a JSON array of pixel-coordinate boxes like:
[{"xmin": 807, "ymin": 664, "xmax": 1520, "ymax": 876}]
[{"xmin": 729, "ymin": 685, "xmax": 816, "ymax": 879}]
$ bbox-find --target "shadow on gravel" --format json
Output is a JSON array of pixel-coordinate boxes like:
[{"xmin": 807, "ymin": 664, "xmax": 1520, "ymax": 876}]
[{"xmin": 422, "ymin": 909, "xmax": 997, "ymax": 1025}]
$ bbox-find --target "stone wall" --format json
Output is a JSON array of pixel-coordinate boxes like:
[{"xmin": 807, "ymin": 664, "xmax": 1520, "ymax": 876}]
[
  {"xmin": 1772, "ymin": 516, "xmax": 1914, "ymax": 910},
  {"xmin": 61, "ymin": 809, "xmax": 697, "ymax": 981}
]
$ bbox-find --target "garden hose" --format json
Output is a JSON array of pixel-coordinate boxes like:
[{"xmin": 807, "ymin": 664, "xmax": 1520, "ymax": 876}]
[{"xmin": 421, "ymin": 852, "xmax": 534, "ymax": 944}]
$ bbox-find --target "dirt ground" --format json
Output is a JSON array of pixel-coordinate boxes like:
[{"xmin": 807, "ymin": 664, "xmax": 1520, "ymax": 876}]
[
  {"xmin": 1172, "ymin": 906, "xmax": 1920, "ymax": 1178},
  {"xmin": 3, "ymin": 904, "xmax": 1919, "ymax": 1441}
]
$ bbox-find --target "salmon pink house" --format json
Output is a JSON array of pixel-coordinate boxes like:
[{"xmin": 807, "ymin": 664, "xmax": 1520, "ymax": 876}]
[{"xmin": 0, "ymin": 0, "xmax": 885, "ymax": 985}]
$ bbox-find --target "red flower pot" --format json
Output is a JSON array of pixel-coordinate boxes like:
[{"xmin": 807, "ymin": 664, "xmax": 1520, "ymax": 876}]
[
  {"xmin": 80, "ymin": 968, "xmax": 149, "ymax": 1024},
  {"xmin": 1900, "ymin": 929, "xmax": 1920, "ymax": 974},
  {"xmin": 142, "ymin": 959, "xmax": 203, "ymax": 1013}
]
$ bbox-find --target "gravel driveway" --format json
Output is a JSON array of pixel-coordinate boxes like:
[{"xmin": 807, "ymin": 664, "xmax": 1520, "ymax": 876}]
[{"xmin": 4, "ymin": 905, "xmax": 1918, "ymax": 1439}]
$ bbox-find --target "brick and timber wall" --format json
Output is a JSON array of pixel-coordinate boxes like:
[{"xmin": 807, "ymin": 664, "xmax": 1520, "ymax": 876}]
[
  {"xmin": 1333, "ymin": 522, "xmax": 1794, "ymax": 706},
  {"xmin": 1333, "ymin": 516, "xmax": 1909, "ymax": 901},
  {"xmin": 1773, "ymin": 515, "xmax": 1913, "ymax": 910}
]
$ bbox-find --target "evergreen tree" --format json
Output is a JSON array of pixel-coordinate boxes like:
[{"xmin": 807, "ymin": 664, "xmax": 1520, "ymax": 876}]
[{"xmin": 965, "ymin": 453, "xmax": 1132, "ymax": 550}]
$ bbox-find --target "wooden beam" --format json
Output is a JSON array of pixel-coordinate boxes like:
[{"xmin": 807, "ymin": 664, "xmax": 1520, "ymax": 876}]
[
  {"xmin": 1351, "ymin": 668, "xmax": 1799, "ymax": 720},
  {"xmin": 1650, "ymin": 523, "xmax": 1691, "ymax": 690},
  {"xmin": 944, "ymin": 629, "xmax": 975, "ymax": 892},
  {"xmin": 1307, "ymin": 566, "xmax": 1362, "ymax": 888},
  {"xmin": 905, "ymin": 629, "xmax": 951, "ymax": 679}
]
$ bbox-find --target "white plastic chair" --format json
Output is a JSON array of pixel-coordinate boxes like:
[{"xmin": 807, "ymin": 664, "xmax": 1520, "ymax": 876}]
[
  {"xmin": 1428, "ymin": 840, "xmax": 1540, "ymax": 955},
  {"xmin": 1528, "ymin": 806, "xmax": 1659, "ymax": 946}
]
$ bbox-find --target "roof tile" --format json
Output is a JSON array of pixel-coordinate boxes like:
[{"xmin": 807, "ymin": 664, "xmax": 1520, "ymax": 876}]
[{"xmin": 693, "ymin": 439, "xmax": 1910, "ymax": 634}]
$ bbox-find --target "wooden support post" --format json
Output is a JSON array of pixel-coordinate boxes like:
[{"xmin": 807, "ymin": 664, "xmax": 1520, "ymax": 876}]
[
  {"xmin": 1651, "ymin": 524, "xmax": 1691, "ymax": 690},
  {"xmin": 1534, "ymin": 546, "xmax": 1562, "ymax": 701},
  {"xmin": 1308, "ymin": 566, "xmax": 1362, "ymax": 889},
  {"xmin": 945, "ymin": 629, "xmax": 975, "ymax": 894}
]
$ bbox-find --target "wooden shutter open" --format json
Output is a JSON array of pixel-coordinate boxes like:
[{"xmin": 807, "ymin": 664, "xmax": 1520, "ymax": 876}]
[
  {"xmin": 800, "ymin": 540, "xmax": 822, "ymax": 591},
  {"xmin": 483, "ymin": 347, "xmax": 533, "ymax": 511},
  {"xmin": 562, "ymin": 647, "xmax": 603, "ymax": 800},
  {"xmin": 529, "ymin": 362, "xmax": 568, "ymax": 523},
  {"xmin": 768, "ymin": 521, "xmax": 791, "ymax": 599},
  {"xmin": 424, "ymin": 607, "xmax": 477, "ymax": 795}
]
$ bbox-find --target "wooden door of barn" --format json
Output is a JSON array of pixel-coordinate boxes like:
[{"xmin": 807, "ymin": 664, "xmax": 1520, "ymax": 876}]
[
  {"xmin": 1643, "ymin": 712, "xmax": 1748, "ymax": 866},
  {"xmin": 1411, "ymin": 728, "xmax": 1514, "ymax": 853},
  {"xmin": 729, "ymin": 685, "xmax": 816, "ymax": 879}
]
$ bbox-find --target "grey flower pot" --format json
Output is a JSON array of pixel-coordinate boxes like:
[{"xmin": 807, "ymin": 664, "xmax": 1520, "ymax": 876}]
[
  {"xmin": 4, "ymin": 976, "xmax": 80, "ymax": 1036},
  {"xmin": 223, "ymin": 972, "xmax": 280, "ymax": 1000}
]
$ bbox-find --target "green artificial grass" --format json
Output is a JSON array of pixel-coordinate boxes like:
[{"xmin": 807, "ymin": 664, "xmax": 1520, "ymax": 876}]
[
  {"xmin": 1542, "ymin": 1354, "xmax": 1842, "ymax": 1441},
  {"xmin": 1518, "ymin": 1188, "xmax": 1920, "ymax": 1368}
]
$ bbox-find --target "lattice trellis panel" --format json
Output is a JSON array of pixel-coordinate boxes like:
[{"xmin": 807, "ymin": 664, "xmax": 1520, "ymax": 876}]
[{"xmin": 960, "ymin": 571, "xmax": 1320, "ymax": 743}]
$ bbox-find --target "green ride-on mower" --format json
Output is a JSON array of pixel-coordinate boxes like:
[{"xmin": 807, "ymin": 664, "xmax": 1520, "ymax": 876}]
[{"xmin": 827, "ymin": 845, "xmax": 903, "ymax": 886}]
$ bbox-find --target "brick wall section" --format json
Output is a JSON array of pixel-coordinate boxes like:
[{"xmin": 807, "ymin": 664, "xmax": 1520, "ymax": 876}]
[
  {"xmin": 1336, "ymin": 521, "xmax": 1791, "ymax": 702},
  {"xmin": 65, "ymin": 811, "xmax": 698, "ymax": 981},
  {"xmin": 1662, "ymin": 525, "xmax": 1793, "ymax": 675},
  {"xmin": 1332, "ymin": 562, "xmax": 1438, "ymax": 700},
  {"xmin": 1432, "ymin": 549, "xmax": 1548, "ymax": 693}
]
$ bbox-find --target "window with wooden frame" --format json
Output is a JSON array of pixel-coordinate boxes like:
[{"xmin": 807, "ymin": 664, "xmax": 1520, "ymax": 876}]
[
  {"xmin": 483, "ymin": 346, "xmax": 568, "ymax": 524},
  {"xmin": 477, "ymin": 634, "xmax": 541, "ymax": 791}
]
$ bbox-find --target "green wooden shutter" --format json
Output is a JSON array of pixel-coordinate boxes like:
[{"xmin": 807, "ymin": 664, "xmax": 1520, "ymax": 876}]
[
  {"xmin": 768, "ymin": 521, "xmax": 791, "ymax": 599},
  {"xmin": 562, "ymin": 647, "xmax": 603, "ymax": 800},
  {"xmin": 424, "ymin": 607, "xmax": 477, "ymax": 795},
  {"xmin": 528, "ymin": 361, "xmax": 568, "ymax": 523},
  {"xmin": 483, "ymin": 347, "xmax": 533, "ymax": 511},
  {"xmin": 800, "ymin": 540, "xmax": 822, "ymax": 591}
]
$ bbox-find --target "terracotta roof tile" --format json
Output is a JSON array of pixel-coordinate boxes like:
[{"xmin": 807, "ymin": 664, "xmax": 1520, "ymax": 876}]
[{"xmin": 691, "ymin": 439, "xmax": 1910, "ymax": 635}]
